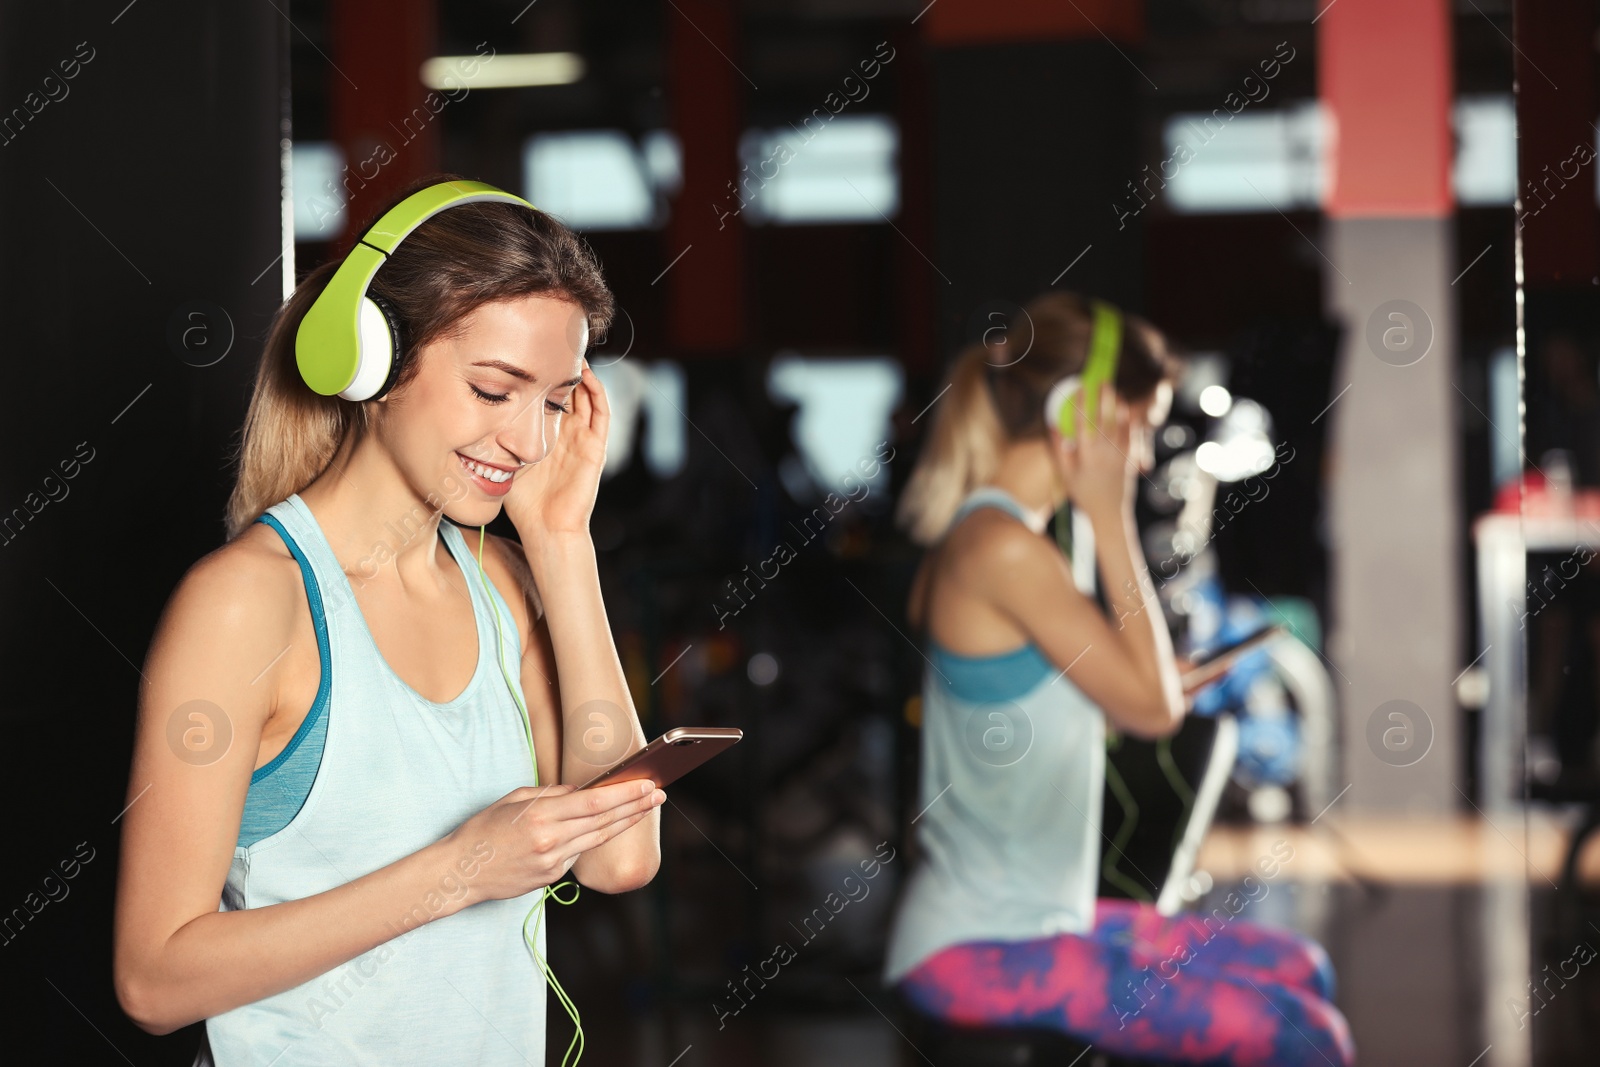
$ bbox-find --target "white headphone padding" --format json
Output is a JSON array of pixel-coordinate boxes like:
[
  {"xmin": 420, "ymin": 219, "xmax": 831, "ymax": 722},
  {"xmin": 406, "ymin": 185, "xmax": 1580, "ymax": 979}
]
[{"xmin": 340, "ymin": 296, "xmax": 397, "ymax": 401}]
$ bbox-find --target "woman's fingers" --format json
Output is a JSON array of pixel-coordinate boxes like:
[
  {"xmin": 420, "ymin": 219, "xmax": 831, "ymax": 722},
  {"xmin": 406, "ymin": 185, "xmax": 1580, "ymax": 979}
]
[
  {"xmin": 566, "ymin": 786, "xmax": 665, "ymax": 839},
  {"xmin": 552, "ymin": 778, "xmax": 659, "ymax": 822},
  {"xmin": 546, "ymin": 792, "xmax": 661, "ymax": 871},
  {"xmin": 1113, "ymin": 393, "xmax": 1134, "ymax": 453},
  {"xmin": 1096, "ymin": 384, "xmax": 1121, "ymax": 442},
  {"xmin": 507, "ymin": 780, "xmax": 660, "ymax": 874},
  {"xmin": 508, "ymin": 779, "xmax": 635, "ymax": 822},
  {"xmin": 557, "ymin": 362, "xmax": 605, "ymax": 453},
  {"xmin": 569, "ymin": 366, "xmax": 594, "ymax": 427},
  {"xmin": 562, "ymin": 806, "xmax": 655, "ymax": 860},
  {"xmin": 581, "ymin": 362, "xmax": 610, "ymax": 443},
  {"xmin": 1084, "ymin": 385, "xmax": 1134, "ymax": 461},
  {"xmin": 584, "ymin": 360, "xmax": 610, "ymax": 419}
]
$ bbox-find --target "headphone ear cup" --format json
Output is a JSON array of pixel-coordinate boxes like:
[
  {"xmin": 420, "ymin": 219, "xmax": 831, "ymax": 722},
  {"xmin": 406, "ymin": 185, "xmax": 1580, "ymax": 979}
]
[
  {"xmin": 343, "ymin": 293, "xmax": 405, "ymax": 401},
  {"xmin": 1045, "ymin": 376, "xmax": 1084, "ymax": 439}
]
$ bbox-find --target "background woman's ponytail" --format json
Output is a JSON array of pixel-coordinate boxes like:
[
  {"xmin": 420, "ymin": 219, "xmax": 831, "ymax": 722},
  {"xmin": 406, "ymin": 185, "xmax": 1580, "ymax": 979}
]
[{"xmin": 895, "ymin": 342, "xmax": 1007, "ymax": 546}]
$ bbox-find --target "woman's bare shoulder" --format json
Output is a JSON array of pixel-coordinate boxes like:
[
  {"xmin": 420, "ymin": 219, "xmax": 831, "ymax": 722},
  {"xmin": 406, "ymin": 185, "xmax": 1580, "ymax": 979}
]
[
  {"xmin": 157, "ymin": 521, "xmax": 306, "ymax": 643},
  {"xmin": 941, "ymin": 506, "xmax": 1047, "ymax": 580},
  {"xmin": 134, "ymin": 520, "xmax": 311, "ymax": 743}
]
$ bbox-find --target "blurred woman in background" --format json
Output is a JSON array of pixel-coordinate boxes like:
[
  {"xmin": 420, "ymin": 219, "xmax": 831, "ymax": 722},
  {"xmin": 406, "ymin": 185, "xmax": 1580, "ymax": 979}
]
[{"xmin": 884, "ymin": 291, "xmax": 1354, "ymax": 1066}]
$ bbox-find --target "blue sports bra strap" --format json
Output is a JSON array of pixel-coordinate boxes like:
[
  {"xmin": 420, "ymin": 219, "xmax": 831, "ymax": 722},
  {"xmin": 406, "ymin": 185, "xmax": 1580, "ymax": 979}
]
[
  {"xmin": 253, "ymin": 512, "xmax": 334, "ymax": 742},
  {"xmin": 950, "ymin": 485, "xmax": 1030, "ymax": 527}
]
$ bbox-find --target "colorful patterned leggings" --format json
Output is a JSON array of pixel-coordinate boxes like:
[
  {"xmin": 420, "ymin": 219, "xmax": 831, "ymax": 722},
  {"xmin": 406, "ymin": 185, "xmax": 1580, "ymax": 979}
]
[{"xmin": 898, "ymin": 898, "xmax": 1355, "ymax": 1066}]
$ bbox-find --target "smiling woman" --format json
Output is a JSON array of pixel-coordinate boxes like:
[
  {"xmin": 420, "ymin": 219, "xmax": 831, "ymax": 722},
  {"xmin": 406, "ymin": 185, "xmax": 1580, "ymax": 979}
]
[
  {"xmin": 226, "ymin": 177, "xmax": 613, "ymax": 537},
  {"xmin": 113, "ymin": 174, "xmax": 663, "ymax": 1067}
]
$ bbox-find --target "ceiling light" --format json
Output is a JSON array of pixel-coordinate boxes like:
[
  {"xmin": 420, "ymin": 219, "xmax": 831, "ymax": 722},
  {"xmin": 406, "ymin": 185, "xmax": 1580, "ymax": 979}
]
[{"xmin": 420, "ymin": 52, "xmax": 584, "ymax": 90}]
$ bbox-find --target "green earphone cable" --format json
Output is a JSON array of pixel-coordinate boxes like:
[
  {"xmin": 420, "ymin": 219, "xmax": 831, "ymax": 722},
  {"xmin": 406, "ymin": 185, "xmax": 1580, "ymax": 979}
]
[
  {"xmin": 1100, "ymin": 733, "xmax": 1156, "ymax": 903},
  {"xmin": 475, "ymin": 524, "xmax": 585, "ymax": 1067}
]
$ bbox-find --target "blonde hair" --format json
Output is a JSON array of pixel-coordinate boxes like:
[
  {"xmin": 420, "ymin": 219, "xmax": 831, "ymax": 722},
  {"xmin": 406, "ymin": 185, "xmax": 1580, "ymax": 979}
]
[
  {"xmin": 895, "ymin": 342, "xmax": 1006, "ymax": 546},
  {"xmin": 222, "ymin": 173, "xmax": 615, "ymax": 541},
  {"xmin": 894, "ymin": 290, "xmax": 1178, "ymax": 546}
]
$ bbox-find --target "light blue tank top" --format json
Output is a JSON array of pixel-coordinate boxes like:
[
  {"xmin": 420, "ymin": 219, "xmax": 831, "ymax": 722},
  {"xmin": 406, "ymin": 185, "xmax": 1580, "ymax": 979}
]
[
  {"xmin": 882, "ymin": 486, "xmax": 1106, "ymax": 985},
  {"xmin": 194, "ymin": 492, "xmax": 550, "ymax": 1067}
]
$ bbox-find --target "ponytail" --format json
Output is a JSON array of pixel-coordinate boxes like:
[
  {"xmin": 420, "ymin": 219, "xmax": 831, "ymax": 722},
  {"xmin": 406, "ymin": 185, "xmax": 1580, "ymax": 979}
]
[
  {"xmin": 894, "ymin": 343, "xmax": 1007, "ymax": 546},
  {"xmin": 222, "ymin": 260, "xmax": 357, "ymax": 541}
]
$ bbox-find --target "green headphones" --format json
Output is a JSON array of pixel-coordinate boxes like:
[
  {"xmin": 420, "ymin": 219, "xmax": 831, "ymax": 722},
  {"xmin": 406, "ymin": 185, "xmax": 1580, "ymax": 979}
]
[
  {"xmin": 1045, "ymin": 299, "xmax": 1124, "ymax": 440},
  {"xmin": 295, "ymin": 179, "xmax": 536, "ymax": 401},
  {"xmin": 1045, "ymin": 299, "xmax": 1123, "ymax": 562}
]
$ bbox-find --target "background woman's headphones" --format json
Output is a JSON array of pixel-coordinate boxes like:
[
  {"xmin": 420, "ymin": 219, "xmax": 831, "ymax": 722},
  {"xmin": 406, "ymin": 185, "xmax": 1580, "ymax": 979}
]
[
  {"xmin": 1044, "ymin": 299, "xmax": 1124, "ymax": 441},
  {"xmin": 295, "ymin": 179, "xmax": 536, "ymax": 402},
  {"xmin": 1043, "ymin": 299, "xmax": 1123, "ymax": 562}
]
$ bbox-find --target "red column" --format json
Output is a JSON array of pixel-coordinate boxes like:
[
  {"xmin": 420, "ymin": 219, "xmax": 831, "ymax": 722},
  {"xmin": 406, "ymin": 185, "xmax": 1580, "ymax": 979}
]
[
  {"xmin": 664, "ymin": 0, "xmax": 745, "ymax": 354},
  {"xmin": 330, "ymin": 0, "xmax": 441, "ymax": 245},
  {"xmin": 1316, "ymin": 0, "xmax": 1462, "ymax": 818},
  {"xmin": 1318, "ymin": 0, "xmax": 1453, "ymax": 218}
]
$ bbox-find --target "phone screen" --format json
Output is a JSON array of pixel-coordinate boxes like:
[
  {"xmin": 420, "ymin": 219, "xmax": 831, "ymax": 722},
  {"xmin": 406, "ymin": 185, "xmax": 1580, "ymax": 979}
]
[
  {"xmin": 1180, "ymin": 624, "xmax": 1285, "ymax": 693},
  {"xmin": 1187, "ymin": 624, "xmax": 1284, "ymax": 669}
]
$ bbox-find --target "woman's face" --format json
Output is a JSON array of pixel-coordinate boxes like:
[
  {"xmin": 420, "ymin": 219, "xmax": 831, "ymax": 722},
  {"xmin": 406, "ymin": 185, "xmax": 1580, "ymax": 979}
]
[{"xmin": 371, "ymin": 291, "xmax": 589, "ymax": 525}]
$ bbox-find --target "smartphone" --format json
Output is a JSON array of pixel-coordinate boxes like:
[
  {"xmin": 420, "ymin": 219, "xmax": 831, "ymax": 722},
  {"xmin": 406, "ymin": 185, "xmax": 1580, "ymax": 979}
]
[
  {"xmin": 1179, "ymin": 624, "xmax": 1286, "ymax": 693},
  {"xmin": 576, "ymin": 727, "xmax": 743, "ymax": 790}
]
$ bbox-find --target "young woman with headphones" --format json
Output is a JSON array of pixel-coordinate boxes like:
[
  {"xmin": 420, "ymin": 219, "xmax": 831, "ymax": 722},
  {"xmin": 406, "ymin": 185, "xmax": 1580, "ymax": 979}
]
[
  {"xmin": 112, "ymin": 176, "xmax": 663, "ymax": 1066},
  {"xmin": 884, "ymin": 291, "xmax": 1354, "ymax": 1065}
]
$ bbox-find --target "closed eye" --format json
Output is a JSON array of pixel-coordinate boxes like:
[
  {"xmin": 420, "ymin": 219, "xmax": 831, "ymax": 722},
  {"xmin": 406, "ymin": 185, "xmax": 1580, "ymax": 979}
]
[{"xmin": 472, "ymin": 383, "xmax": 572, "ymax": 413}]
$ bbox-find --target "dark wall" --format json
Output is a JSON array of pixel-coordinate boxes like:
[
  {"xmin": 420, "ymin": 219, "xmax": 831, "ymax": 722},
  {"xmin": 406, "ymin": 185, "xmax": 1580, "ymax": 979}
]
[
  {"xmin": 929, "ymin": 39, "xmax": 1145, "ymax": 362},
  {"xmin": 0, "ymin": 2, "xmax": 285, "ymax": 1060}
]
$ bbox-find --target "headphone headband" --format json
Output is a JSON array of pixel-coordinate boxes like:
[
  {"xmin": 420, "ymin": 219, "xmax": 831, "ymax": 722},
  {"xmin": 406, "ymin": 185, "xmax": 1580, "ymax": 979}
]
[
  {"xmin": 296, "ymin": 179, "xmax": 536, "ymax": 400},
  {"xmin": 1053, "ymin": 299, "xmax": 1123, "ymax": 439}
]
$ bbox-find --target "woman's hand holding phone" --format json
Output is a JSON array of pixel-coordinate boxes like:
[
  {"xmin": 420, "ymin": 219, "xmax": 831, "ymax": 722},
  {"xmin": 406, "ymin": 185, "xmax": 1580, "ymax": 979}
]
[{"xmin": 439, "ymin": 778, "xmax": 666, "ymax": 906}]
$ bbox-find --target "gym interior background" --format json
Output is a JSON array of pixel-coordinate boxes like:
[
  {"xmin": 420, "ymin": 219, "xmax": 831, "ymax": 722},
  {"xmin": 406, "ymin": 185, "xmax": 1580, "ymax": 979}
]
[{"xmin": 2, "ymin": 0, "xmax": 1597, "ymax": 1063}]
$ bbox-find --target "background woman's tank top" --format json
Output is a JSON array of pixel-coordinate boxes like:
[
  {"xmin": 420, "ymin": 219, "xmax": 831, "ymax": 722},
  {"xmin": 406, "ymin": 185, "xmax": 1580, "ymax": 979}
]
[
  {"xmin": 193, "ymin": 492, "xmax": 550, "ymax": 1067},
  {"xmin": 882, "ymin": 486, "xmax": 1106, "ymax": 985}
]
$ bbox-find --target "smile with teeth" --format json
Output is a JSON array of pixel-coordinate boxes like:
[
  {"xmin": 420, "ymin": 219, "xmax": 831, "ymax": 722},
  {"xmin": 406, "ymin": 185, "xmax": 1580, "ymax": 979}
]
[{"xmin": 457, "ymin": 453, "xmax": 515, "ymax": 483}]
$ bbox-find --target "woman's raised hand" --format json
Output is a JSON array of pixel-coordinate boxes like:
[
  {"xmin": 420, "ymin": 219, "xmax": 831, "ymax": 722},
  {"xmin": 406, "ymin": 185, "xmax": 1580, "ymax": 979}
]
[
  {"xmin": 501, "ymin": 359, "xmax": 609, "ymax": 540},
  {"xmin": 1051, "ymin": 382, "xmax": 1137, "ymax": 522}
]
